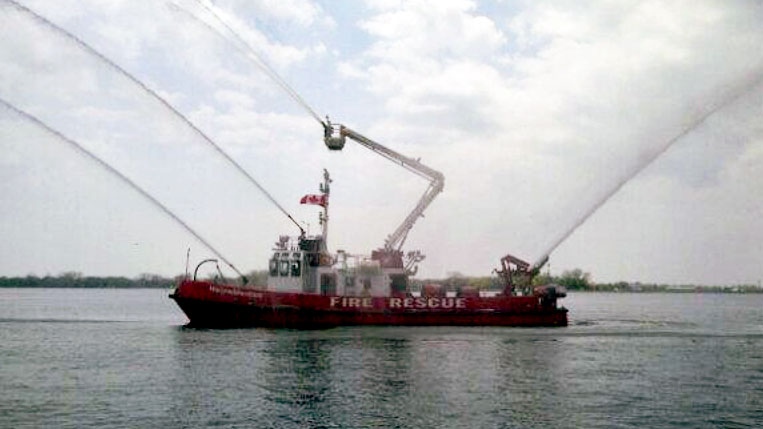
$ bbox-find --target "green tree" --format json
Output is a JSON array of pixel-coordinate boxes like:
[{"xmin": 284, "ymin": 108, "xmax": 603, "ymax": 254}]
[
  {"xmin": 557, "ymin": 269, "xmax": 592, "ymax": 290},
  {"xmin": 532, "ymin": 272, "xmax": 553, "ymax": 286},
  {"xmin": 442, "ymin": 271, "xmax": 467, "ymax": 291},
  {"xmin": 245, "ymin": 270, "xmax": 269, "ymax": 287}
]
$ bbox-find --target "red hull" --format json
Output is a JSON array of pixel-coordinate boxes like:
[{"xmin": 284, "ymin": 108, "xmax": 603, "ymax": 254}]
[{"xmin": 171, "ymin": 280, "xmax": 568, "ymax": 328}]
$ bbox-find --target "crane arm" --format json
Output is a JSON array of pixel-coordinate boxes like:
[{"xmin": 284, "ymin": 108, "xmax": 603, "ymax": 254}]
[
  {"xmin": 384, "ymin": 179, "xmax": 443, "ymax": 251},
  {"xmin": 323, "ymin": 120, "xmax": 444, "ymax": 252}
]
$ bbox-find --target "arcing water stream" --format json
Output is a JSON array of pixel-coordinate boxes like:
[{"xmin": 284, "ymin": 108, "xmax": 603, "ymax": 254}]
[
  {"xmin": 535, "ymin": 70, "xmax": 763, "ymax": 265},
  {"xmin": 179, "ymin": 0, "xmax": 763, "ymax": 269},
  {"xmin": 3, "ymin": 0, "xmax": 304, "ymax": 234},
  {"xmin": 4, "ymin": 0, "xmax": 760, "ymax": 277},
  {"xmin": 0, "ymin": 97, "xmax": 245, "ymax": 278},
  {"xmin": 174, "ymin": 0, "xmax": 325, "ymax": 126}
]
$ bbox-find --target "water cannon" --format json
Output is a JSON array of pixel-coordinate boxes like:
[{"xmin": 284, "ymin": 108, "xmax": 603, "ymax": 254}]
[
  {"xmin": 495, "ymin": 252, "xmax": 549, "ymax": 294},
  {"xmin": 530, "ymin": 254, "xmax": 550, "ymax": 276}
]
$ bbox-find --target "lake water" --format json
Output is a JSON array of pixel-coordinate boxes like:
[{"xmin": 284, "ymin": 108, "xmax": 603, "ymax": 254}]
[{"xmin": 1, "ymin": 289, "xmax": 761, "ymax": 428}]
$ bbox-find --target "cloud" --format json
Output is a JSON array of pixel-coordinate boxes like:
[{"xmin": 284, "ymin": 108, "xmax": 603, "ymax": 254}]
[
  {"xmin": 336, "ymin": 0, "xmax": 763, "ymax": 282},
  {"xmin": 224, "ymin": 0, "xmax": 333, "ymax": 28},
  {"xmin": 1, "ymin": 0, "xmax": 762, "ymax": 286}
]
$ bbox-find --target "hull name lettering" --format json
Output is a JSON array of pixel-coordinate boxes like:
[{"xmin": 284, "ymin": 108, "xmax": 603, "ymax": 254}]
[{"xmin": 331, "ymin": 296, "xmax": 466, "ymax": 309}]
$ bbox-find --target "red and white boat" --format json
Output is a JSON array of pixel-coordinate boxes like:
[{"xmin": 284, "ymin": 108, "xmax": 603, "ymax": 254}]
[{"xmin": 170, "ymin": 121, "xmax": 567, "ymax": 328}]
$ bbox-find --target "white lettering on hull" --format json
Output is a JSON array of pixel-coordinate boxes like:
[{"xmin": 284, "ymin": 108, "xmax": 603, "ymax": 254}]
[
  {"xmin": 332, "ymin": 296, "xmax": 466, "ymax": 309},
  {"xmin": 330, "ymin": 297, "xmax": 374, "ymax": 308},
  {"xmin": 209, "ymin": 285, "xmax": 264, "ymax": 299}
]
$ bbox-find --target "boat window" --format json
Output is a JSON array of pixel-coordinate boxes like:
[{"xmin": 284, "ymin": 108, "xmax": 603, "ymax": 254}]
[
  {"xmin": 290, "ymin": 260, "xmax": 301, "ymax": 277},
  {"xmin": 302, "ymin": 270, "xmax": 316, "ymax": 293},
  {"xmin": 306, "ymin": 252, "xmax": 320, "ymax": 267},
  {"xmin": 269, "ymin": 258, "xmax": 278, "ymax": 276},
  {"xmin": 279, "ymin": 260, "xmax": 289, "ymax": 276},
  {"xmin": 390, "ymin": 274, "xmax": 407, "ymax": 294},
  {"xmin": 320, "ymin": 273, "xmax": 337, "ymax": 295}
]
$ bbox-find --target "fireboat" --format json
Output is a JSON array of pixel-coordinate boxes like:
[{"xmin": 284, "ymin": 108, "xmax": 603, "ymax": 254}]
[{"xmin": 170, "ymin": 120, "xmax": 567, "ymax": 328}]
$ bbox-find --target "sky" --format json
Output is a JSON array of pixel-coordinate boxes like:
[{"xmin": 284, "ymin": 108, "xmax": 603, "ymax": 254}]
[{"xmin": 1, "ymin": 0, "xmax": 762, "ymax": 285}]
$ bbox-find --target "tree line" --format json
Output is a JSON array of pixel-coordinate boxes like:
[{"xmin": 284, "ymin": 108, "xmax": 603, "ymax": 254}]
[
  {"xmin": 0, "ymin": 268, "xmax": 276, "ymax": 288},
  {"xmin": 415, "ymin": 268, "xmax": 762, "ymax": 293},
  {"xmin": 412, "ymin": 268, "xmax": 594, "ymax": 291},
  {"xmin": 0, "ymin": 272, "xmax": 178, "ymax": 288}
]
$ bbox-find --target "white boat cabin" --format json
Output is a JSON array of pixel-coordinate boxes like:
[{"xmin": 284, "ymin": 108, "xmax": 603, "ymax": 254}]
[{"xmin": 266, "ymin": 235, "xmax": 407, "ymax": 297}]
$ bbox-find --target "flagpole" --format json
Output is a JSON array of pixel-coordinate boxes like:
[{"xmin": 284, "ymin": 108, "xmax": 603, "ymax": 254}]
[{"xmin": 320, "ymin": 169, "xmax": 331, "ymax": 249}]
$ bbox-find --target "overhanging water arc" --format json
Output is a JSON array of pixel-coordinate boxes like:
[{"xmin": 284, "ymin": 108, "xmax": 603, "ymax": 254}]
[
  {"xmin": 0, "ymin": 97, "xmax": 245, "ymax": 279},
  {"xmin": 3, "ymin": 0, "xmax": 303, "ymax": 234},
  {"xmin": 535, "ymin": 69, "xmax": 763, "ymax": 265},
  {"xmin": 176, "ymin": 1, "xmax": 447, "ymax": 258},
  {"xmin": 173, "ymin": 0, "xmax": 325, "ymax": 126}
]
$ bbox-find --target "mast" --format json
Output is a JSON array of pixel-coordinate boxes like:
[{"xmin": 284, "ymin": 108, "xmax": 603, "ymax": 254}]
[{"xmin": 319, "ymin": 168, "xmax": 331, "ymax": 246}]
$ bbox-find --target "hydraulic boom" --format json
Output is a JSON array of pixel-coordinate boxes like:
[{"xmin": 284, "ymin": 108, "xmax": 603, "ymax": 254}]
[{"xmin": 323, "ymin": 119, "xmax": 444, "ymax": 269}]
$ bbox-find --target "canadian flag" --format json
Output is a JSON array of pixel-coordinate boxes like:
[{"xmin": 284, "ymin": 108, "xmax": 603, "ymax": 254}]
[{"xmin": 300, "ymin": 194, "xmax": 327, "ymax": 207}]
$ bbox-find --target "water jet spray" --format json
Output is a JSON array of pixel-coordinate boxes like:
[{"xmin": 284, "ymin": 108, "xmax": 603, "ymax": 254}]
[
  {"xmin": 3, "ymin": 0, "xmax": 304, "ymax": 236},
  {"xmin": 535, "ymin": 69, "xmax": 763, "ymax": 265},
  {"xmin": 0, "ymin": 97, "xmax": 247, "ymax": 282}
]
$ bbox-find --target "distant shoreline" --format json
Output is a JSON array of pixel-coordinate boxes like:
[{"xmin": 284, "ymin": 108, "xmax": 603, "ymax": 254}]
[
  {"xmin": 2, "ymin": 274, "xmax": 761, "ymax": 293},
  {"xmin": 0, "ymin": 285, "xmax": 171, "ymax": 289},
  {"xmin": 0, "ymin": 275, "xmax": 176, "ymax": 289},
  {"xmin": 2, "ymin": 287, "xmax": 761, "ymax": 293},
  {"xmin": 567, "ymin": 288, "xmax": 763, "ymax": 294},
  {"xmin": 2, "ymin": 284, "xmax": 761, "ymax": 293}
]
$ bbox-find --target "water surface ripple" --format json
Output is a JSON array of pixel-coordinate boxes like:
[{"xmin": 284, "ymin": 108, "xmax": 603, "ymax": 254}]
[{"xmin": 1, "ymin": 289, "xmax": 761, "ymax": 428}]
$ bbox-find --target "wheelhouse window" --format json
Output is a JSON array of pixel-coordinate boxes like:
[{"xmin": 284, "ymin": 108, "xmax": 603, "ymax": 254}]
[
  {"xmin": 269, "ymin": 258, "xmax": 278, "ymax": 276},
  {"xmin": 279, "ymin": 260, "xmax": 290, "ymax": 276},
  {"xmin": 290, "ymin": 260, "xmax": 301, "ymax": 277},
  {"xmin": 390, "ymin": 274, "xmax": 407, "ymax": 295},
  {"xmin": 320, "ymin": 273, "xmax": 337, "ymax": 295}
]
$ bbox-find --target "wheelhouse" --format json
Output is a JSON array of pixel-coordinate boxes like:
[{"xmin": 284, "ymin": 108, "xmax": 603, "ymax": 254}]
[{"xmin": 266, "ymin": 235, "xmax": 407, "ymax": 297}]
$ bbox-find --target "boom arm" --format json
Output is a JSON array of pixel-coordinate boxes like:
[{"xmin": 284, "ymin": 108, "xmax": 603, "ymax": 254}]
[{"xmin": 323, "ymin": 120, "xmax": 445, "ymax": 252}]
